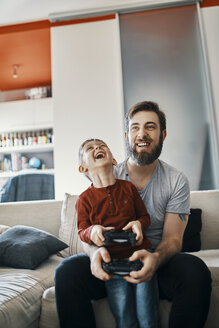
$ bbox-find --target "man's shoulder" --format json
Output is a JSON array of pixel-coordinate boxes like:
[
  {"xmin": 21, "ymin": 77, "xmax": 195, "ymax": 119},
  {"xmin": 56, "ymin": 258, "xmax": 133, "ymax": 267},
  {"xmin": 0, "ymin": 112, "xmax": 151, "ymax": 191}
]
[
  {"xmin": 114, "ymin": 160, "xmax": 127, "ymax": 179},
  {"xmin": 157, "ymin": 160, "xmax": 190, "ymax": 192},
  {"xmin": 158, "ymin": 159, "xmax": 187, "ymax": 179},
  {"xmin": 115, "ymin": 160, "xmax": 126, "ymax": 170}
]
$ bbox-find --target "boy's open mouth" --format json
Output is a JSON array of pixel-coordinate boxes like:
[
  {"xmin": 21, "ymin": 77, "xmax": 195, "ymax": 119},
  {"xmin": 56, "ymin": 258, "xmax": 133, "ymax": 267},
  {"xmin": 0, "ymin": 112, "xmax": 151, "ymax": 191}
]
[{"xmin": 95, "ymin": 152, "xmax": 105, "ymax": 159}]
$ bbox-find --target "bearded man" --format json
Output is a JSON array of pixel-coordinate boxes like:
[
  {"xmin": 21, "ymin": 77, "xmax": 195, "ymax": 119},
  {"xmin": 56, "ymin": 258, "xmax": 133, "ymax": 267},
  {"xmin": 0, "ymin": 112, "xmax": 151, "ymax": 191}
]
[{"xmin": 55, "ymin": 101, "xmax": 211, "ymax": 328}]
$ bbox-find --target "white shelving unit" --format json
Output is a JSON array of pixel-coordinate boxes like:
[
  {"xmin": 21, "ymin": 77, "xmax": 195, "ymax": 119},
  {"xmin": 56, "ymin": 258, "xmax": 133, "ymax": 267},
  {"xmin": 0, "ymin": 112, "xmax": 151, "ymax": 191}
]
[
  {"xmin": 0, "ymin": 141, "xmax": 54, "ymax": 180},
  {"xmin": 0, "ymin": 143, "xmax": 54, "ymax": 154},
  {"xmin": 0, "ymin": 97, "xmax": 54, "ymax": 187},
  {"xmin": 0, "ymin": 141, "xmax": 54, "ymax": 188}
]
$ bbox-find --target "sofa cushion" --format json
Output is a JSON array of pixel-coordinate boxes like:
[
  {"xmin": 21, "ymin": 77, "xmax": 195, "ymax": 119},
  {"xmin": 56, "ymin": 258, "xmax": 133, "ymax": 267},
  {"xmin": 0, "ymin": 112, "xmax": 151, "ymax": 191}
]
[
  {"xmin": 188, "ymin": 249, "xmax": 219, "ymax": 328},
  {"xmin": 0, "ymin": 225, "xmax": 68, "ymax": 269},
  {"xmin": 0, "ymin": 224, "xmax": 10, "ymax": 234},
  {"xmin": 182, "ymin": 208, "xmax": 202, "ymax": 252},
  {"xmin": 0, "ymin": 273, "xmax": 44, "ymax": 328},
  {"xmin": 0, "ymin": 254, "xmax": 63, "ymax": 290},
  {"xmin": 190, "ymin": 190, "xmax": 219, "ymax": 250},
  {"xmin": 40, "ymin": 286, "xmax": 59, "ymax": 328},
  {"xmin": 59, "ymin": 193, "xmax": 84, "ymax": 257}
]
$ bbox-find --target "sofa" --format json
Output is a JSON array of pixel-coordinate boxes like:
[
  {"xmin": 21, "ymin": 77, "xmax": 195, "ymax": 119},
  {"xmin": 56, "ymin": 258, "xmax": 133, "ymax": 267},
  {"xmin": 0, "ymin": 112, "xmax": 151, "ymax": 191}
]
[{"xmin": 0, "ymin": 190, "xmax": 218, "ymax": 328}]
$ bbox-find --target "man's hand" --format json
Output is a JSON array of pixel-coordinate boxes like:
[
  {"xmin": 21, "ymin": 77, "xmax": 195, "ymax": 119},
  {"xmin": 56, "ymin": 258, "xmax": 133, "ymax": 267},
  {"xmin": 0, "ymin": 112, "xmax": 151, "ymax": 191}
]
[
  {"xmin": 123, "ymin": 220, "xmax": 143, "ymax": 246},
  {"xmin": 90, "ymin": 225, "xmax": 115, "ymax": 246},
  {"xmin": 123, "ymin": 249, "xmax": 159, "ymax": 284},
  {"xmin": 90, "ymin": 247, "xmax": 112, "ymax": 281}
]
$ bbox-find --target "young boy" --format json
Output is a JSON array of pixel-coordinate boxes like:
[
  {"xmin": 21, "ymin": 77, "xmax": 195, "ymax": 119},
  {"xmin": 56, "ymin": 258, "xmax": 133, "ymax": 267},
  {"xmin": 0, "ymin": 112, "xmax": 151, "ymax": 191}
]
[{"xmin": 76, "ymin": 138, "xmax": 160, "ymax": 328}]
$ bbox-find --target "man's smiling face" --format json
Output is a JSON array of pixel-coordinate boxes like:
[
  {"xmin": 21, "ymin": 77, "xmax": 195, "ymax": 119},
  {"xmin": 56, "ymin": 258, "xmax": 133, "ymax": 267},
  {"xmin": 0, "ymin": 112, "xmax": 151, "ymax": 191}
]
[{"xmin": 126, "ymin": 111, "xmax": 166, "ymax": 166}]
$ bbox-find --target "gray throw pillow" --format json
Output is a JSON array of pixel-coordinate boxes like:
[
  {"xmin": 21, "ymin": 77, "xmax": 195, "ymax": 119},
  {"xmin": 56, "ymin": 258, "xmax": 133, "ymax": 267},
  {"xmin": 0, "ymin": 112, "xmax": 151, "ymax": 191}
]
[{"xmin": 0, "ymin": 225, "xmax": 68, "ymax": 269}]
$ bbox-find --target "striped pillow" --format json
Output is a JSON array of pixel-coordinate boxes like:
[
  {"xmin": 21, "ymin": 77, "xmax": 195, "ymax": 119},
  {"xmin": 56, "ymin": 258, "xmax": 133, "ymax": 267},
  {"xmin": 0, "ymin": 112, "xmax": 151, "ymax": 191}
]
[{"xmin": 58, "ymin": 193, "xmax": 84, "ymax": 257}]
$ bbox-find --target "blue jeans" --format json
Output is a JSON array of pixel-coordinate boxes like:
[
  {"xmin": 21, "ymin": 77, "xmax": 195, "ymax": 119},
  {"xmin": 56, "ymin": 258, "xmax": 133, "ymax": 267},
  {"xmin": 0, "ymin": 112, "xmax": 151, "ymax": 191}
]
[
  {"xmin": 106, "ymin": 273, "xmax": 160, "ymax": 328},
  {"xmin": 55, "ymin": 253, "xmax": 211, "ymax": 328}
]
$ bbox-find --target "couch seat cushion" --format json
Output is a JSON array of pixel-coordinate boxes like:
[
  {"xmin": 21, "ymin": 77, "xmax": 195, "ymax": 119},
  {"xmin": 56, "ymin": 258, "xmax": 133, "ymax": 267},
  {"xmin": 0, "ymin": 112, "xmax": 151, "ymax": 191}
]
[
  {"xmin": 0, "ymin": 254, "xmax": 63, "ymax": 290},
  {"xmin": 0, "ymin": 255, "xmax": 63, "ymax": 328},
  {"xmin": 0, "ymin": 273, "xmax": 44, "ymax": 328}
]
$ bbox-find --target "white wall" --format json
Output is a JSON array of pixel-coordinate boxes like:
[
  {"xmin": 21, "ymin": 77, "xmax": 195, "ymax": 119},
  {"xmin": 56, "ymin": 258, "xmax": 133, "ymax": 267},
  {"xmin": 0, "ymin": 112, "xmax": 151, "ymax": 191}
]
[{"xmin": 51, "ymin": 16, "xmax": 125, "ymax": 198}]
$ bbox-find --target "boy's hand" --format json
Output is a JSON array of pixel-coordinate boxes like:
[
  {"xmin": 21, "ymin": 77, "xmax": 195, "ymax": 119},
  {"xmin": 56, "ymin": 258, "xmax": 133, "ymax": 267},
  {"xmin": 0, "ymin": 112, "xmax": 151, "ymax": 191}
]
[
  {"xmin": 123, "ymin": 220, "xmax": 143, "ymax": 246},
  {"xmin": 90, "ymin": 225, "xmax": 115, "ymax": 246}
]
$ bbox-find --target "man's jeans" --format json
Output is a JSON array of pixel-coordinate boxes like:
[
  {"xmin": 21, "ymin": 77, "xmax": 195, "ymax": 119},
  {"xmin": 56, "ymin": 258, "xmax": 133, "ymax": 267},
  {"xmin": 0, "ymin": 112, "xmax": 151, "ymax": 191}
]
[
  {"xmin": 55, "ymin": 253, "xmax": 211, "ymax": 328},
  {"xmin": 106, "ymin": 274, "xmax": 160, "ymax": 328}
]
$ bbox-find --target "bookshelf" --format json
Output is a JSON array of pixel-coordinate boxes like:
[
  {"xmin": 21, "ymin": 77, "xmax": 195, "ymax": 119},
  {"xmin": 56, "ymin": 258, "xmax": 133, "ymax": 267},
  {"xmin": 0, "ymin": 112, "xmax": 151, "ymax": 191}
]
[{"xmin": 0, "ymin": 129, "xmax": 54, "ymax": 179}]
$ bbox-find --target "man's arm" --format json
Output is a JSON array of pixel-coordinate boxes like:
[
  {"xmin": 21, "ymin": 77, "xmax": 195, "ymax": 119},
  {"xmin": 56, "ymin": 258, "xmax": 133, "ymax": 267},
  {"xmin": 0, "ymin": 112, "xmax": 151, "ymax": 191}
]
[
  {"xmin": 82, "ymin": 241, "xmax": 112, "ymax": 281},
  {"xmin": 153, "ymin": 212, "xmax": 188, "ymax": 267},
  {"xmin": 124, "ymin": 212, "xmax": 188, "ymax": 284}
]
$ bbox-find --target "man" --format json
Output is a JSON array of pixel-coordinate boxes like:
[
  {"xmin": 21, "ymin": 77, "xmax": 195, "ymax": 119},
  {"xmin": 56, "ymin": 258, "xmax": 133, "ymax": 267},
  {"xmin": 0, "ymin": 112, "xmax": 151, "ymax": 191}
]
[{"xmin": 55, "ymin": 101, "xmax": 211, "ymax": 328}]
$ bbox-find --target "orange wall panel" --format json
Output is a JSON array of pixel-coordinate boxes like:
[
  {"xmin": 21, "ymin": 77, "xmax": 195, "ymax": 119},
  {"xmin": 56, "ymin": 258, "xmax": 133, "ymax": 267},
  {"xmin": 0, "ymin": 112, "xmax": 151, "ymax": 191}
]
[
  {"xmin": 0, "ymin": 26, "xmax": 51, "ymax": 91},
  {"xmin": 200, "ymin": 0, "xmax": 219, "ymax": 7},
  {"xmin": 0, "ymin": 15, "xmax": 116, "ymax": 91}
]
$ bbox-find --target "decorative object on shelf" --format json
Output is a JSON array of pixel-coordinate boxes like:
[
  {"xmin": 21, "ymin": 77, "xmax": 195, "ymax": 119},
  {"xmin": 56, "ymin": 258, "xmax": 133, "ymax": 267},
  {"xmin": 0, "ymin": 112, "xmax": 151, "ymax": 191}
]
[
  {"xmin": 25, "ymin": 86, "xmax": 51, "ymax": 100},
  {"xmin": 29, "ymin": 157, "xmax": 41, "ymax": 169}
]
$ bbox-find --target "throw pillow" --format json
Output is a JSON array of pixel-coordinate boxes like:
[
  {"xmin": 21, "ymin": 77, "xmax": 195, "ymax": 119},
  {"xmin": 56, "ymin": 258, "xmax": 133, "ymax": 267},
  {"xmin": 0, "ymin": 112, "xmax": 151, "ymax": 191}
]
[
  {"xmin": 59, "ymin": 193, "xmax": 84, "ymax": 257},
  {"xmin": 182, "ymin": 208, "xmax": 202, "ymax": 252},
  {"xmin": 0, "ymin": 225, "xmax": 68, "ymax": 269}
]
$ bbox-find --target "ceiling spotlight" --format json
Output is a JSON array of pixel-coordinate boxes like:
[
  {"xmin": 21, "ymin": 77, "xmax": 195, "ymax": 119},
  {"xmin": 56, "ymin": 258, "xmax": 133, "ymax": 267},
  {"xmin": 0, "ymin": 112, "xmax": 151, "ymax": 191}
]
[{"xmin": 12, "ymin": 65, "xmax": 18, "ymax": 79}]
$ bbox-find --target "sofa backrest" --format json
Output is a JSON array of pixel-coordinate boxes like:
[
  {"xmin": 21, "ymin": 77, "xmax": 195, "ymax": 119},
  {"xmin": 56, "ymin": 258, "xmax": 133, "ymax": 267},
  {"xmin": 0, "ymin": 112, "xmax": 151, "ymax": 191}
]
[
  {"xmin": 0, "ymin": 200, "xmax": 63, "ymax": 237},
  {"xmin": 191, "ymin": 190, "xmax": 219, "ymax": 250},
  {"xmin": 0, "ymin": 190, "xmax": 218, "ymax": 251}
]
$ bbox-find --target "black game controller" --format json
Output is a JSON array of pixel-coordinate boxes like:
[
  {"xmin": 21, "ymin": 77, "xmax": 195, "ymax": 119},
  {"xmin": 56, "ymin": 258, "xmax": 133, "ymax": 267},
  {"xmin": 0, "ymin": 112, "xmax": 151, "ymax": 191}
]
[
  {"xmin": 103, "ymin": 230, "xmax": 137, "ymax": 246},
  {"xmin": 102, "ymin": 258, "xmax": 143, "ymax": 276}
]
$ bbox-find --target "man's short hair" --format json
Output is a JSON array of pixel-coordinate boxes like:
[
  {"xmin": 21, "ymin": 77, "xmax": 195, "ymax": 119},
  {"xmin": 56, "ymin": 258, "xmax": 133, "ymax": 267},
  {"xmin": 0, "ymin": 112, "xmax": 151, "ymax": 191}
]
[
  {"xmin": 125, "ymin": 101, "xmax": 166, "ymax": 133},
  {"xmin": 78, "ymin": 138, "xmax": 107, "ymax": 165}
]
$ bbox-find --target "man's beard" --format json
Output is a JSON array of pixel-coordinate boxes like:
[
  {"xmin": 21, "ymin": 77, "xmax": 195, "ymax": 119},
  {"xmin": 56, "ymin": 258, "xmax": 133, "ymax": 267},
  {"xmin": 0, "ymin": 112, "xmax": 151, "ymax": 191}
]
[{"xmin": 126, "ymin": 133, "xmax": 163, "ymax": 166}]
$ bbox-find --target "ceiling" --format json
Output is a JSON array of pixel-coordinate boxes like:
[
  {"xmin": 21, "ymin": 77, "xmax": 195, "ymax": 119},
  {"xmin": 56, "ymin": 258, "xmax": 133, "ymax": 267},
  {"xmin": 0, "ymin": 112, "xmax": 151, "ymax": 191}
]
[
  {"xmin": 0, "ymin": 16, "xmax": 113, "ymax": 92},
  {"xmin": 0, "ymin": 21, "xmax": 51, "ymax": 91},
  {"xmin": 0, "ymin": 0, "xmax": 215, "ymax": 92}
]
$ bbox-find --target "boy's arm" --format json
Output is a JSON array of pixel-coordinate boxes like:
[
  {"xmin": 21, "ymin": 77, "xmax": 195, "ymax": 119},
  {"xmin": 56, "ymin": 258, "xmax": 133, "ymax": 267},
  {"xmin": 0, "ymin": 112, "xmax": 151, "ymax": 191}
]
[
  {"xmin": 76, "ymin": 197, "xmax": 94, "ymax": 244},
  {"xmin": 76, "ymin": 195, "xmax": 115, "ymax": 246}
]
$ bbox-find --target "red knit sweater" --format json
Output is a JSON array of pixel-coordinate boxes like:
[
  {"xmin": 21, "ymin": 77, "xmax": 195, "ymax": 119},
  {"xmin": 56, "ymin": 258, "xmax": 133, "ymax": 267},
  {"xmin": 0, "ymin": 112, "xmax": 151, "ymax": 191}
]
[{"xmin": 76, "ymin": 179, "xmax": 151, "ymax": 258}]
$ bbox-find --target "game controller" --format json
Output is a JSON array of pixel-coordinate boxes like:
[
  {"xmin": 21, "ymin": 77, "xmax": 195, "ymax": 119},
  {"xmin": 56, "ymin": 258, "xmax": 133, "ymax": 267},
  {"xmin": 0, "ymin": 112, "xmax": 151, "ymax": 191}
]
[
  {"xmin": 103, "ymin": 230, "xmax": 137, "ymax": 246},
  {"xmin": 102, "ymin": 258, "xmax": 143, "ymax": 276}
]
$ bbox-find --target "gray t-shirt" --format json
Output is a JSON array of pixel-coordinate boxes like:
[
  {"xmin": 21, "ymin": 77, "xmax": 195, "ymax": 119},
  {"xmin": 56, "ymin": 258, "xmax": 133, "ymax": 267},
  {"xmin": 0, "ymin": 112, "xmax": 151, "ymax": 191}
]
[{"xmin": 114, "ymin": 159, "xmax": 190, "ymax": 249}]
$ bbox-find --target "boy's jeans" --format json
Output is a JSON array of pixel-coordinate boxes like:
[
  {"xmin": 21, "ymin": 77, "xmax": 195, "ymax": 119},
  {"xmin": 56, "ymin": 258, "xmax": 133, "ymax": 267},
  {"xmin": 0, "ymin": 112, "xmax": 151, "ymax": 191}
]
[{"xmin": 105, "ymin": 273, "xmax": 160, "ymax": 328}]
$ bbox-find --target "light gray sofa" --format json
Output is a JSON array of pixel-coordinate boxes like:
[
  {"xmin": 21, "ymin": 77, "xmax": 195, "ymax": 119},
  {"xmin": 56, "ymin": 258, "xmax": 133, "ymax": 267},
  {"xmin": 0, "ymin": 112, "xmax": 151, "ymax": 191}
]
[{"xmin": 0, "ymin": 190, "xmax": 218, "ymax": 328}]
